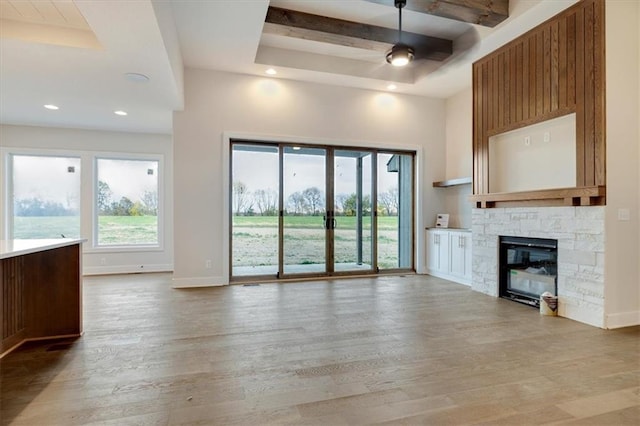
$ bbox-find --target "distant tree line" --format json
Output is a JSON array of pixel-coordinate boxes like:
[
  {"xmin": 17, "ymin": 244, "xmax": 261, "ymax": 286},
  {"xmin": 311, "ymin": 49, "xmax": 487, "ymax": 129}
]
[
  {"xmin": 232, "ymin": 181, "xmax": 399, "ymax": 216},
  {"xmin": 14, "ymin": 198, "xmax": 76, "ymax": 216},
  {"xmin": 14, "ymin": 181, "xmax": 159, "ymax": 217},
  {"xmin": 98, "ymin": 180, "xmax": 158, "ymax": 216}
]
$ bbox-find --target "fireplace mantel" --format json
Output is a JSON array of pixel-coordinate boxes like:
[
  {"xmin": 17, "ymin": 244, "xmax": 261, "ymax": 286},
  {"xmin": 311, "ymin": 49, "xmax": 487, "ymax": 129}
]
[{"xmin": 470, "ymin": 185, "xmax": 606, "ymax": 209}]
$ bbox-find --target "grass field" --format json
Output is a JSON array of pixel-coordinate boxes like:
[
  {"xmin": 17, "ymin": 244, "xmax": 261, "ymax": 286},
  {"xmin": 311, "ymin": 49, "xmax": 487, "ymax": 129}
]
[
  {"xmin": 232, "ymin": 215, "xmax": 402, "ymax": 269},
  {"xmin": 13, "ymin": 216, "xmax": 158, "ymax": 245},
  {"xmin": 14, "ymin": 215, "xmax": 403, "ymax": 269}
]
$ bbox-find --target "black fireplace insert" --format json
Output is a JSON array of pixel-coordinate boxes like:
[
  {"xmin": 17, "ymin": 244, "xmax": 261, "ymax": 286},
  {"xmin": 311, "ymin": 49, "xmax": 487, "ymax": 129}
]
[{"xmin": 499, "ymin": 236, "xmax": 558, "ymax": 307}]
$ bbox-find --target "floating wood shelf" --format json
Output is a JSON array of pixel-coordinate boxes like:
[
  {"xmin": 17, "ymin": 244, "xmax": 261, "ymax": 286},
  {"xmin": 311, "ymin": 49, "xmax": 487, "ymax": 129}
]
[
  {"xmin": 469, "ymin": 186, "xmax": 606, "ymax": 208},
  {"xmin": 432, "ymin": 177, "xmax": 472, "ymax": 187}
]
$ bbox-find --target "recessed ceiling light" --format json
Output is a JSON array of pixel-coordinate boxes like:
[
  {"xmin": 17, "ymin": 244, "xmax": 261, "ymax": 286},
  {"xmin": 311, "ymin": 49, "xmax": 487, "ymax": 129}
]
[
  {"xmin": 265, "ymin": 68, "xmax": 277, "ymax": 75},
  {"xmin": 387, "ymin": 84, "xmax": 397, "ymax": 90},
  {"xmin": 124, "ymin": 72, "xmax": 150, "ymax": 83},
  {"xmin": 44, "ymin": 104, "xmax": 59, "ymax": 110},
  {"xmin": 114, "ymin": 110, "xmax": 128, "ymax": 116}
]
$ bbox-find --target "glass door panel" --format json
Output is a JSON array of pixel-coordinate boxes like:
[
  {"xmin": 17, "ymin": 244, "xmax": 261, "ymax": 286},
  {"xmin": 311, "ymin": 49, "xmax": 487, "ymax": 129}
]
[
  {"xmin": 377, "ymin": 152, "xmax": 414, "ymax": 270},
  {"xmin": 334, "ymin": 150, "xmax": 374, "ymax": 273},
  {"xmin": 282, "ymin": 146, "xmax": 327, "ymax": 275},
  {"xmin": 230, "ymin": 142, "xmax": 415, "ymax": 281},
  {"xmin": 231, "ymin": 144, "xmax": 279, "ymax": 277}
]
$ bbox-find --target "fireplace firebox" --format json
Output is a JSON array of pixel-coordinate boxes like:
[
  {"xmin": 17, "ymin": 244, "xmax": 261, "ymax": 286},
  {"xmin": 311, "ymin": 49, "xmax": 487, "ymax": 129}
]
[{"xmin": 499, "ymin": 236, "xmax": 558, "ymax": 307}]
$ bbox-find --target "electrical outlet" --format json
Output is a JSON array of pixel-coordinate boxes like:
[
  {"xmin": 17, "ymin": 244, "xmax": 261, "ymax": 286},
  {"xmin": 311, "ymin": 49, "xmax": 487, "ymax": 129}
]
[
  {"xmin": 205, "ymin": 259, "xmax": 212, "ymax": 269},
  {"xmin": 543, "ymin": 132, "xmax": 550, "ymax": 142},
  {"xmin": 100, "ymin": 257, "xmax": 107, "ymax": 265},
  {"xmin": 524, "ymin": 136, "xmax": 531, "ymax": 146}
]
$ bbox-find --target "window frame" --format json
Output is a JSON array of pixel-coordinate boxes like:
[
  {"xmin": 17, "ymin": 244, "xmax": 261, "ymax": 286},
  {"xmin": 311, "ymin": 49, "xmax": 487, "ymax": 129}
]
[
  {"xmin": 4, "ymin": 150, "xmax": 83, "ymax": 240},
  {"xmin": 92, "ymin": 153, "xmax": 164, "ymax": 251}
]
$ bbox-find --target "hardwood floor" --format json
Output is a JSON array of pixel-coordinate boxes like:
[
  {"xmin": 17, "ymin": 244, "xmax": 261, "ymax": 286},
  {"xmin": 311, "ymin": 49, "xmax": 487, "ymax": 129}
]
[{"xmin": 1, "ymin": 273, "xmax": 638, "ymax": 425}]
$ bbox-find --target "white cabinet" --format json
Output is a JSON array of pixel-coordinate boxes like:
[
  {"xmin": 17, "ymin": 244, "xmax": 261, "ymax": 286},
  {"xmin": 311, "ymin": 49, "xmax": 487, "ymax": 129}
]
[
  {"xmin": 426, "ymin": 229, "xmax": 449, "ymax": 275},
  {"xmin": 426, "ymin": 229, "xmax": 472, "ymax": 285}
]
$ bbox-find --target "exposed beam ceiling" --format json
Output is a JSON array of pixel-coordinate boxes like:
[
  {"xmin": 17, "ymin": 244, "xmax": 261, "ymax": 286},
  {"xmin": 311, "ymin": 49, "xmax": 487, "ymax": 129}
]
[
  {"xmin": 362, "ymin": 0, "xmax": 510, "ymax": 28},
  {"xmin": 264, "ymin": 6, "xmax": 453, "ymax": 61}
]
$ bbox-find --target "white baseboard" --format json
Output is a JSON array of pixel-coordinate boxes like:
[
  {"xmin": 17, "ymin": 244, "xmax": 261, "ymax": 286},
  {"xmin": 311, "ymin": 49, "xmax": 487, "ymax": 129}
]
[
  {"xmin": 83, "ymin": 264, "xmax": 173, "ymax": 275},
  {"xmin": 605, "ymin": 311, "xmax": 640, "ymax": 329},
  {"xmin": 172, "ymin": 276, "xmax": 227, "ymax": 288},
  {"xmin": 426, "ymin": 270, "xmax": 471, "ymax": 286},
  {"xmin": 559, "ymin": 303, "xmax": 604, "ymax": 328}
]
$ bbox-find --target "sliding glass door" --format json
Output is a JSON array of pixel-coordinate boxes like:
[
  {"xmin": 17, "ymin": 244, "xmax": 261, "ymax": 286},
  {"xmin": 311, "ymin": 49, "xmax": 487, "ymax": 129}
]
[
  {"xmin": 282, "ymin": 146, "xmax": 327, "ymax": 275},
  {"xmin": 230, "ymin": 142, "xmax": 414, "ymax": 280},
  {"xmin": 333, "ymin": 149, "xmax": 374, "ymax": 273}
]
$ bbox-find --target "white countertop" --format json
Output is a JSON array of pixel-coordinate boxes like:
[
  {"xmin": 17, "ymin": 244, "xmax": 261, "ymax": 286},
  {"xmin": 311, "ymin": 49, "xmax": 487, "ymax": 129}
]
[{"xmin": 0, "ymin": 238, "xmax": 86, "ymax": 260}]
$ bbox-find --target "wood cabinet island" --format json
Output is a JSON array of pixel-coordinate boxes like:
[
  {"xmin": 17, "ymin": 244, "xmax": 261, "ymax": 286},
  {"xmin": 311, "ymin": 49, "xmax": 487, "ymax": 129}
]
[{"xmin": 0, "ymin": 239, "xmax": 84, "ymax": 358}]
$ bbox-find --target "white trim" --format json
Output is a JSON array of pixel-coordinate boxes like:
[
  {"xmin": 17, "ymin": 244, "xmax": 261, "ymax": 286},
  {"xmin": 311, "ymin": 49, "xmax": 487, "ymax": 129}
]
[
  {"xmin": 221, "ymin": 131, "xmax": 425, "ymax": 281},
  {"xmin": 605, "ymin": 311, "xmax": 640, "ymax": 329},
  {"xmin": 558, "ymin": 301, "xmax": 604, "ymax": 328},
  {"xmin": 222, "ymin": 134, "xmax": 231, "ymax": 285},
  {"xmin": 426, "ymin": 270, "xmax": 471, "ymax": 286},
  {"xmin": 1, "ymin": 149, "xmax": 11, "ymax": 240},
  {"xmin": 171, "ymin": 275, "xmax": 226, "ymax": 288},
  {"xmin": 83, "ymin": 263, "xmax": 173, "ymax": 275}
]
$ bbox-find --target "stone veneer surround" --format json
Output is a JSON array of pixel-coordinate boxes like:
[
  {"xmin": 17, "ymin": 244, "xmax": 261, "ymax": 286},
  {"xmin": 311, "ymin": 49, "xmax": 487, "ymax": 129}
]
[{"xmin": 472, "ymin": 206, "xmax": 605, "ymax": 328}]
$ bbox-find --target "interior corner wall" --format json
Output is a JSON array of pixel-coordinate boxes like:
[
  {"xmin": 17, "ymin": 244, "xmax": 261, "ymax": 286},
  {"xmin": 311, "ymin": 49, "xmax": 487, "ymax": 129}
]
[
  {"xmin": 0, "ymin": 124, "xmax": 174, "ymax": 275},
  {"xmin": 172, "ymin": 69, "xmax": 447, "ymax": 286},
  {"xmin": 443, "ymin": 88, "xmax": 473, "ymax": 229},
  {"xmin": 604, "ymin": 0, "xmax": 640, "ymax": 328}
]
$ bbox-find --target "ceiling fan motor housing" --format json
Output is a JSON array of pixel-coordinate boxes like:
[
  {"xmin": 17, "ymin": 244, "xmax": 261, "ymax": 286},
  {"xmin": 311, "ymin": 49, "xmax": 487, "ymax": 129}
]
[{"xmin": 387, "ymin": 0, "xmax": 412, "ymax": 66}]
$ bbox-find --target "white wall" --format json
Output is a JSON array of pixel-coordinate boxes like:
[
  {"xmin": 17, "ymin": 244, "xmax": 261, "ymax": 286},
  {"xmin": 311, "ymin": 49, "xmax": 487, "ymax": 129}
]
[
  {"xmin": 0, "ymin": 124, "xmax": 174, "ymax": 275},
  {"xmin": 489, "ymin": 114, "xmax": 577, "ymax": 193},
  {"xmin": 444, "ymin": 88, "xmax": 473, "ymax": 229},
  {"xmin": 445, "ymin": 88, "xmax": 473, "ymax": 180},
  {"xmin": 172, "ymin": 69, "xmax": 447, "ymax": 286},
  {"xmin": 604, "ymin": 0, "xmax": 640, "ymax": 328}
]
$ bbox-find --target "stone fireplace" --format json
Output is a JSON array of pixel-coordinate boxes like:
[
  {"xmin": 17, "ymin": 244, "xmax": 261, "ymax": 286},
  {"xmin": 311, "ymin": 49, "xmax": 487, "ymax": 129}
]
[{"xmin": 472, "ymin": 206, "xmax": 605, "ymax": 327}]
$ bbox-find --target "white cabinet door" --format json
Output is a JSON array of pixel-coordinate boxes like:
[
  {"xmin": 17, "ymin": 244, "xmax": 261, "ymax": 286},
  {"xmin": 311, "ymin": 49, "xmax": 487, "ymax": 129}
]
[
  {"xmin": 426, "ymin": 230, "xmax": 449, "ymax": 274},
  {"xmin": 427, "ymin": 230, "xmax": 472, "ymax": 285},
  {"xmin": 449, "ymin": 231, "xmax": 471, "ymax": 284}
]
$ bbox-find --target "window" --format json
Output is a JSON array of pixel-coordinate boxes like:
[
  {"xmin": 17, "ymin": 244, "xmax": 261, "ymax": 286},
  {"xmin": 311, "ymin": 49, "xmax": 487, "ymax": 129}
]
[
  {"xmin": 96, "ymin": 158, "xmax": 159, "ymax": 246},
  {"xmin": 10, "ymin": 154, "xmax": 81, "ymax": 239}
]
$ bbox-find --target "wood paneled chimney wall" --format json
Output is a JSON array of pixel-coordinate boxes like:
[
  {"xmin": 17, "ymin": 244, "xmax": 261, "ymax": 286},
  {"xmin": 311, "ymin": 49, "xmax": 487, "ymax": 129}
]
[{"xmin": 470, "ymin": 0, "xmax": 605, "ymax": 208}]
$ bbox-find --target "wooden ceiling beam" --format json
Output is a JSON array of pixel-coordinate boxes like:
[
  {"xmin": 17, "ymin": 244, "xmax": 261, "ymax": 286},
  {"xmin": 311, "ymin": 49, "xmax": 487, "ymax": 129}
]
[
  {"xmin": 264, "ymin": 6, "xmax": 452, "ymax": 61},
  {"xmin": 363, "ymin": 0, "xmax": 510, "ymax": 28}
]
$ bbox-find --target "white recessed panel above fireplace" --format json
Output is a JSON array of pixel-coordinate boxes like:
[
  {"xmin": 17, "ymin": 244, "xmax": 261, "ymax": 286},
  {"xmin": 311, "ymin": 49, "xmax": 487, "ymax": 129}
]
[{"xmin": 489, "ymin": 113, "xmax": 577, "ymax": 193}]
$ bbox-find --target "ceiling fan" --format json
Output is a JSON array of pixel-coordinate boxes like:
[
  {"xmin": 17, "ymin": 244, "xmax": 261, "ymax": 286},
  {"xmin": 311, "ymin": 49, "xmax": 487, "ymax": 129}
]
[{"xmin": 386, "ymin": 0, "xmax": 414, "ymax": 67}]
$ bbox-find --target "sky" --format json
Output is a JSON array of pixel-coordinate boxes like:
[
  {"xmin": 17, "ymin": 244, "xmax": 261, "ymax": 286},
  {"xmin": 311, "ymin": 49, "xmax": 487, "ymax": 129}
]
[
  {"xmin": 97, "ymin": 158, "xmax": 158, "ymax": 202},
  {"xmin": 232, "ymin": 148, "xmax": 402, "ymax": 199},
  {"xmin": 12, "ymin": 156, "xmax": 81, "ymax": 208}
]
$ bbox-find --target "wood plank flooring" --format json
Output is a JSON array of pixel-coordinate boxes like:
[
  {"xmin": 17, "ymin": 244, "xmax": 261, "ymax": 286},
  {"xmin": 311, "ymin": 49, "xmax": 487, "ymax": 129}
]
[{"xmin": 1, "ymin": 273, "xmax": 638, "ymax": 425}]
